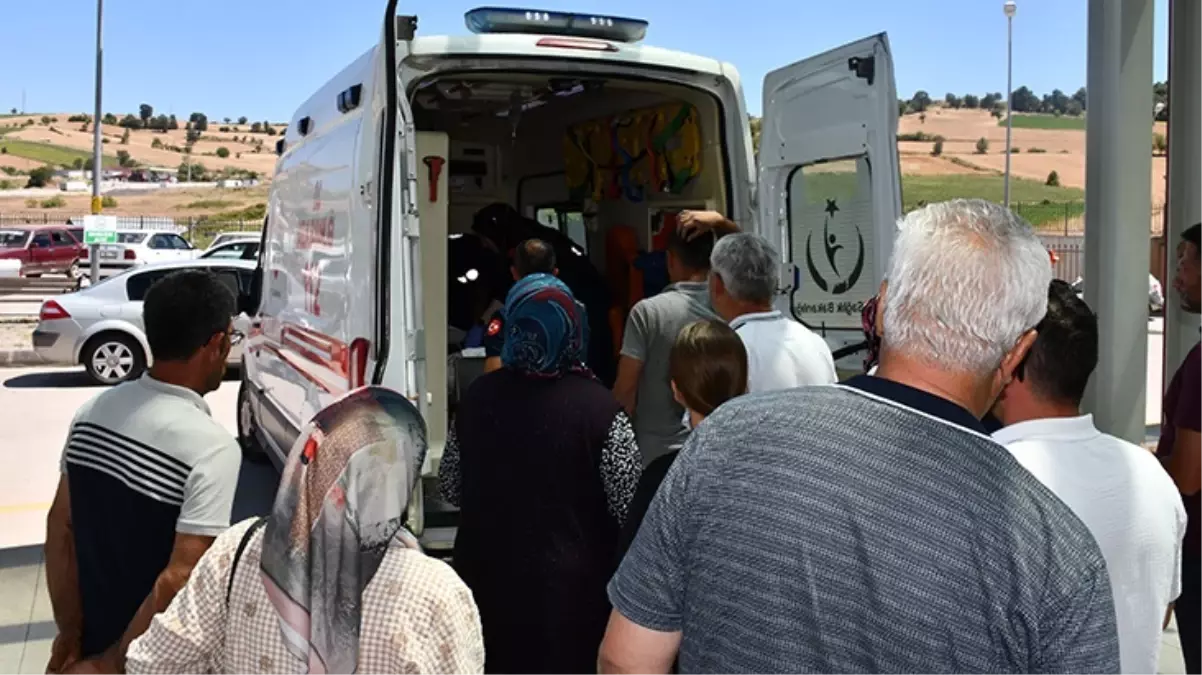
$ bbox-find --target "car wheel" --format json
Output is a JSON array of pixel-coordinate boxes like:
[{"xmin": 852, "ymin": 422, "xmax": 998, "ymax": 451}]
[
  {"xmin": 237, "ymin": 380, "xmax": 269, "ymax": 463},
  {"xmin": 82, "ymin": 333, "xmax": 146, "ymax": 386},
  {"xmin": 67, "ymin": 260, "xmax": 81, "ymax": 280}
]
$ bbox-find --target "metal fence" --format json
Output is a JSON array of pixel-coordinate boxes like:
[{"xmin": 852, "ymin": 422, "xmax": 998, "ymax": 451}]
[
  {"xmin": 0, "ymin": 213, "xmax": 261, "ymax": 244},
  {"xmin": 1043, "ymin": 234, "xmax": 1168, "ymax": 285}
]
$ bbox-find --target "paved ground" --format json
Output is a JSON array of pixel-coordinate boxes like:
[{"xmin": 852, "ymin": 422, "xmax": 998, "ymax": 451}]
[
  {"xmin": 0, "ymin": 325, "xmax": 1184, "ymax": 672},
  {"xmin": 0, "ymin": 366, "xmax": 278, "ymax": 672}
]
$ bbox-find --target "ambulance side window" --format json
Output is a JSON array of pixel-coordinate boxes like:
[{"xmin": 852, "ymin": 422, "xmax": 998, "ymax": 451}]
[
  {"xmin": 785, "ymin": 155, "xmax": 875, "ymax": 329},
  {"xmin": 536, "ymin": 206, "xmax": 588, "ymax": 254}
]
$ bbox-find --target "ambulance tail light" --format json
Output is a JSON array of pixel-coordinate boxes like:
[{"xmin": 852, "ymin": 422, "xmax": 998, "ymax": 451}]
[
  {"xmin": 465, "ymin": 7, "xmax": 647, "ymax": 43},
  {"xmin": 349, "ymin": 338, "xmax": 371, "ymax": 389}
]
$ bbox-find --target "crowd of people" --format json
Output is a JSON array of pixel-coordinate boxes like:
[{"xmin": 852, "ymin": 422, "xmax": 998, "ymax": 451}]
[{"xmin": 40, "ymin": 200, "xmax": 1199, "ymax": 674}]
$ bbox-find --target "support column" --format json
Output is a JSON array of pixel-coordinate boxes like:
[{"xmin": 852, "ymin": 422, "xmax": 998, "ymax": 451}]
[
  {"xmin": 1083, "ymin": 0, "xmax": 1155, "ymax": 442},
  {"xmin": 1164, "ymin": 0, "xmax": 1202, "ymax": 378}
]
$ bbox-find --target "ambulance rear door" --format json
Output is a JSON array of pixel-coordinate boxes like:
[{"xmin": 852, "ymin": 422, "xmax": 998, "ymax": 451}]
[{"xmin": 758, "ymin": 34, "xmax": 901, "ymax": 375}]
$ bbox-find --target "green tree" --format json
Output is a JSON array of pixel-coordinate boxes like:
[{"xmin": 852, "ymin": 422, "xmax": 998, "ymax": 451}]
[
  {"xmin": 931, "ymin": 138, "xmax": 944, "ymax": 156},
  {"xmin": 101, "ymin": 195, "xmax": 118, "ymax": 208},
  {"xmin": 8, "ymin": 108, "xmax": 15, "ymax": 115},
  {"xmin": 749, "ymin": 116, "xmax": 761, "ymax": 154},
  {"xmin": 189, "ymin": 112, "xmax": 209, "ymax": 132},
  {"xmin": 40, "ymin": 116, "xmax": 51, "ymax": 125},
  {"xmin": 25, "ymin": 166, "xmax": 54, "ymax": 188},
  {"xmin": 1009, "ymin": 86, "xmax": 1041, "ymax": 113},
  {"xmin": 909, "ymin": 90, "xmax": 932, "ymax": 113},
  {"xmin": 1046, "ymin": 170, "xmax": 1060, "ymax": 187},
  {"xmin": 251, "ymin": 121, "xmax": 263, "ymax": 133},
  {"xmin": 1065, "ymin": 100, "xmax": 1084, "ymax": 117},
  {"xmin": 963, "ymin": 94, "xmax": 980, "ymax": 109},
  {"xmin": 237, "ymin": 116, "xmax": 248, "ymax": 125},
  {"xmin": 151, "ymin": 138, "xmax": 163, "ymax": 149},
  {"xmin": 119, "ymin": 114, "xmax": 141, "ymax": 129},
  {"xmin": 72, "ymin": 158, "xmax": 83, "ymax": 170},
  {"xmin": 215, "ymin": 146, "xmax": 230, "ymax": 158},
  {"xmin": 116, "ymin": 150, "xmax": 132, "ymax": 167},
  {"xmin": 975, "ymin": 137, "xmax": 989, "ymax": 154},
  {"xmin": 944, "ymin": 93, "xmax": 962, "ymax": 109},
  {"xmin": 120, "ymin": 128, "xmax": 130, "ymax": 145},
  {"xmin": 168, "ymin": 114, "xmax": 179, "ymax": 130},
  {"xmin": 102, "ymin": 113, "xmax": 118, "ymax": 125},
  {"xmin": 139, "ymin": 103, "xmax": 154, "ymax": 127},
  {"xmin": 1154, "ymin": 132, "xmax": 1167, "ymax": 155},
  {"xmin": 1072, "ymin": 87, "xmax": 1087, "ymax": 111}
]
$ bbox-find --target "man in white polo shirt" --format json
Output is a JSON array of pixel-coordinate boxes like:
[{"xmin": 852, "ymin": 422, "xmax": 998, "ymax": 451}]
[
  {"xmin": 43, "ymin": 270, "xmax": 242, "ymax": 674},
  {"xmin": 709, "ymin": 232, "xmax": 836, "ymax": 391},
  {"xmin": 992, "ymin": 279, "xmax": 1186, "ymax": 674}
]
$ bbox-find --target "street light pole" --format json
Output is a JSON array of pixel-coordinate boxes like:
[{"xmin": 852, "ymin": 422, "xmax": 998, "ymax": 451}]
[
  {"xmin": 90, "ymin": 0, "xmax": 103, "ymax": 284},
  {"xmin": 1003, "ymin": 1, "xmax": 1016, "ymax": 208}
]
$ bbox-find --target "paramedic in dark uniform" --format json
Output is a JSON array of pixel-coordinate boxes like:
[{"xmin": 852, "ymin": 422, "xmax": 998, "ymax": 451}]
[
  {"xmin": 482, "ymin": 238, "xmax": 560, "ymax": 373},
  {"xmin": 447, "ymin": 233, "xmax": 510, "ymax": 349},
  {"xmin": 472, "ymin": 203, "xmax": 616, "ymax": 385}
]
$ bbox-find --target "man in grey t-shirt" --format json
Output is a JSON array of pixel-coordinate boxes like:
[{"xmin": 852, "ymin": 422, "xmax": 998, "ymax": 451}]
[
  {"xmin": 613, "ymin": 221, "xmax": 726, "ymax": 465},
  {"xmin": 600, "ymin": 200, "xmax": 1120, "ymax": 674}
]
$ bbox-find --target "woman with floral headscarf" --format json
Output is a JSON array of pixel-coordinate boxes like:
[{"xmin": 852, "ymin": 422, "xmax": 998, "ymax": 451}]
[
  {"xmin": 125, "ymin": 387, "xmax": 484, "ymax": 674},
  {"xmin": 440, "ymin": 273, "xmax": 642, "ymax": 674}
]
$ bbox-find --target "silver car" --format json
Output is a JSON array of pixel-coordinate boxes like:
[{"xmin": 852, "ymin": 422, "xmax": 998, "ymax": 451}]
[{"xmin": 32, "ymin": 259, "xmax": 255, "ymax": 385}]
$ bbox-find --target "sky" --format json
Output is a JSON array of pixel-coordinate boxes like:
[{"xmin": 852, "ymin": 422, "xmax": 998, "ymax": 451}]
[{"xmin": 1, "ymin": 0, "xmax": 1170, "ymax": 122}]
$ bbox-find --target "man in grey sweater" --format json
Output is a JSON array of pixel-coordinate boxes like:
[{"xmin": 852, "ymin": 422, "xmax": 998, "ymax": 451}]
[{"xmin": 601, "ymin": 199, "xmax": 1120, "ymax": 673}]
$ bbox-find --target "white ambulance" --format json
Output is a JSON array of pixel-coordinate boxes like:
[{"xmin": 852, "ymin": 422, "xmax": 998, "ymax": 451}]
[{"xmin": 240, "ymin": 3, "xmax": 902, "ymax": 543}]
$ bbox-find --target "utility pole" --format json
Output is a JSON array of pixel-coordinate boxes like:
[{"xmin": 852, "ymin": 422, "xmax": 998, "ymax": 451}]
[
  {"xmin": 90, "ymin": 0, "xmax": 104, "ymax": 284},
  {"xmin": 1003, "ymin": 1, "xmax": 1016, "ymax": 208}
]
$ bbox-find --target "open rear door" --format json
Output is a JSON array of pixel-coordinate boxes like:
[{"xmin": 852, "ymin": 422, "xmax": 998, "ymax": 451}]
[
  {"xmin": 759, "ymin": 34, "xmax": 901, "ymax": 374},
  {"xmin": 371, "ymin": 1, "xmax": 429, "ymax": 532}
]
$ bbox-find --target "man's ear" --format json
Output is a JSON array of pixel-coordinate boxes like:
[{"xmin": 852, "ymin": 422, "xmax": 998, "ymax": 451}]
[
  {"xmin": 710, "ymin": 271, "xmax": 726, "ymax": 297},
  {"xmin": 875, "ymin": 280, "xmax": 888, "ymax": 338},
  {"xmin": 999, "ymin": 329, "xmax": 1038, "ymax": 385},
  {"xmin": 670, "ymin": 380, "xmax": 685, "ymax": 407}
]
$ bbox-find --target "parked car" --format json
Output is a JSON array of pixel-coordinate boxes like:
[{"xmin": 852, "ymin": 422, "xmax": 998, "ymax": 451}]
[
  {"xmin": 1070, "ymin": 274, "xmax": 1165, "ymax": 314},
  {"xmin": 33, "ymin": 259, "xmax": 255, "ymax": 385},
  {"xmin": 200, "ymin": 238, "xmax": 260, "ymax": 260},
  {"xmin": 0, "ymin": 224, "xmax": 84, "ymax": 279},
  {"xmin": 207, "ymin": 231, "xmax": 260, "ymax": 250},
  {"xmin": 79, "ymin": 229, "xmax": 198, "ymax": 278}
]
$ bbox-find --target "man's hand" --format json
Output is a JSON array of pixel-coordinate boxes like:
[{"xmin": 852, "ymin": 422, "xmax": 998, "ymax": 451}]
[
  {"xmin": 45, "ymin": 632, "xmax": 81, "ymax": 674},
  {"xmin": 677, "ymin": 211, "xmax": 739, "ymax": 242},
  {"xmin": 62, "ymin": 653, "xmax": 119, "ymax": 672}
]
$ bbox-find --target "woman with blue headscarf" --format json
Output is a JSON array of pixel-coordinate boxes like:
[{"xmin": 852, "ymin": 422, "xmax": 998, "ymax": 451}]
[{"xmin": 440, "ymin": 273, "xmax": 641, "ymax": 674}]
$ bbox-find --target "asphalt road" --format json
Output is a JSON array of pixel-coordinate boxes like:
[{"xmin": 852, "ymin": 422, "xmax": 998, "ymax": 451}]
[{"xmin": 0, "ymin": 366, "xmax": 278, "ymax": 549}]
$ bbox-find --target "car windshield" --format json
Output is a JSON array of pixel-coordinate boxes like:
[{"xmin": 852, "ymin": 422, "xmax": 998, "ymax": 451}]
[
  {"xmin": 0, "ymin": 230, "xmax": 30, "ymax": 248},
  {"xmin": 116, "ymin": 232, "xmax": 148, "ymax": 244}
]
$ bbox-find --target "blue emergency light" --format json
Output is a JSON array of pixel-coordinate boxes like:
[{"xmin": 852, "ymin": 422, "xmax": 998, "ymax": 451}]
[{"xmin": 464, "ymin": 7, "xmax": 648, "ymax": 43}]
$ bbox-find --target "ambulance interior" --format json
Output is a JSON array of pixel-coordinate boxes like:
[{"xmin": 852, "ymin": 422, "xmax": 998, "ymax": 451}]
[{"xmin": 409, "ymin": 72, "xmax": 729, "ymax": 414}]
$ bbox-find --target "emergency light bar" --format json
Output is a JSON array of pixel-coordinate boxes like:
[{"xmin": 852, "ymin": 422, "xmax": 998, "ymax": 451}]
[{"xmin": 464, "ymin": 7, "xmax": 648, "ymax": 43}]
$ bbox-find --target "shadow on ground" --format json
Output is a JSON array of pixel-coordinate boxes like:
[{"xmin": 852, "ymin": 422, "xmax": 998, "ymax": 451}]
[
  {"xmin": 3, "ymin": 367, "xmax": 241, "ymax": 390},
  {"xmin": 2, "ymin": 369, "xmax": 95, "ymax": 390}
]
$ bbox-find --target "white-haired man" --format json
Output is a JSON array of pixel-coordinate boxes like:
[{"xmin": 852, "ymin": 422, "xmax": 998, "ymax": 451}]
[
  {"xmin": 709, "ymin": 233, "xmax": 835, "ymax": 391},
  {"xmin": 600, "ymin": 199, "xmax": 1120, "ymax": 674}
]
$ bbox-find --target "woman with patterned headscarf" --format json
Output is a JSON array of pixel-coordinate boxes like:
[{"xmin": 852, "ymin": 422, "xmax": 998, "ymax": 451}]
[
  {"xmin": 440, "ymin": 273, "xmax": 642, "ymax": 674},
  {"xmin": 125, "ymin": 387, "xmax": 484, "ymax": 674}
]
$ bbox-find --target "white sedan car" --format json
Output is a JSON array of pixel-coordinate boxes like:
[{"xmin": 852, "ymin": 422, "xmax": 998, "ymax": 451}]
[
  {"xmin": 33, "ymin": 259, "xmax": 255, "ymax": 385},
  {"xmin": 80, "ymin": 229, "xmax": 199, "ymax": 279}
]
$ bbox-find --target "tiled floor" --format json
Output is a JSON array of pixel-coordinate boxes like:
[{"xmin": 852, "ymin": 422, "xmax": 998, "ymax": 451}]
[{"xmin": 0, "ymin": 546, "xmax": 54, "ymax": 675}]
